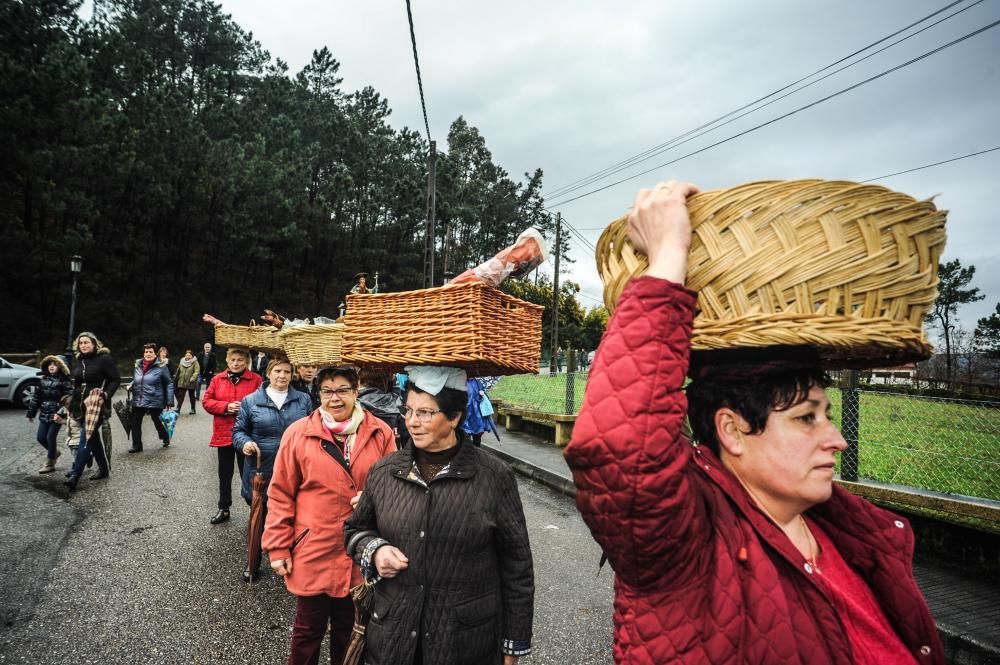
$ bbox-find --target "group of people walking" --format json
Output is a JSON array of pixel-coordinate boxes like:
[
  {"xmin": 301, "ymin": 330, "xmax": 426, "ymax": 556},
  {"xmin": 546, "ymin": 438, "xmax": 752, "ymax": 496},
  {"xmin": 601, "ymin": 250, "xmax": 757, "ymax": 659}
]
[
  {"xmin": 27, "ymin": 181, "xmax": 946, "ymax": 665},
  {"xmin": 195, "ymin": 349, "xmax": 534, "ymax": 664},
  {"xmin": 25, "ymin": 337, "xmax": 220, "ymax": 486}
]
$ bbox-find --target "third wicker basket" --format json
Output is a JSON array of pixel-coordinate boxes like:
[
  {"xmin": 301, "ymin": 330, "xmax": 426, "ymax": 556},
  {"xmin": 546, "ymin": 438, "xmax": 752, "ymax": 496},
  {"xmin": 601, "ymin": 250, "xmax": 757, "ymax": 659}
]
[
  {"xmin": 214, "ymin": 320, "xmax": 284, "ymax": 356},
  {"xmin": 596, "ymin": 179, "xmax": 947, "ymax": 367},
  {"xmin": 278, "ymin": 323, "xmax": 345, "ymax": 367}
]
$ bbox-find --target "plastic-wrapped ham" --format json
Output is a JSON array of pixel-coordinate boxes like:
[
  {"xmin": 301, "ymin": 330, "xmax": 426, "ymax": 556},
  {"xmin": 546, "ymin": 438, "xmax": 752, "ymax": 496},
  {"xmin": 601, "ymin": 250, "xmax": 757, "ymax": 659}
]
[{"xmin": 451, "ymin": 228, "xmax": 549, "ymax": 288}]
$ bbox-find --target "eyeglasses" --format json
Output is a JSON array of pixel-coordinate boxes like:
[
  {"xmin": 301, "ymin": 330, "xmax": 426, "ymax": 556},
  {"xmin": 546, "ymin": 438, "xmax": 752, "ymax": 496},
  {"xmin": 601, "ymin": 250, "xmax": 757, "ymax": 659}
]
[
  {"xmin": 320, "ymin": 387, "xmax": 356, "ymax": 399},
  {"xmin": 401, "ymin": 406, "xmax": 443, "ymax": 423}
]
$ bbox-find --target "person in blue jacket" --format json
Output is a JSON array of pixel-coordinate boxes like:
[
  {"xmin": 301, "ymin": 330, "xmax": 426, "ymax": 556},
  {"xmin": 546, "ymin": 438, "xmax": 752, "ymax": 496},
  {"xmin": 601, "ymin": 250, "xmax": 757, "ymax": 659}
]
[
  {"xmin": 232, "ymin": 358, "xmax": 311, "ymax": 582},
  {"xmin": 129, "ymin": 343, "xmax": 175, "ymax": 453}
]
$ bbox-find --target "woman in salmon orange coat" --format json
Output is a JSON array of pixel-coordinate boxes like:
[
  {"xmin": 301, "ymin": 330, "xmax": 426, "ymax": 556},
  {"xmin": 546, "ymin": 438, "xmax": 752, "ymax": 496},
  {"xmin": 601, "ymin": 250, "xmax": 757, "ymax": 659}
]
[{"xmin": 263, "ymin": 365, "xmax": 396, "ymax": 665}]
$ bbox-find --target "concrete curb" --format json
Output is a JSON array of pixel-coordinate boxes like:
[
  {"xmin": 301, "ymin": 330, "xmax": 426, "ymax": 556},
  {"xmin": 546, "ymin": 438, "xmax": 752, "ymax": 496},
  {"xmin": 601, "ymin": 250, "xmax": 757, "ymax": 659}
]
[{"xmin": 481, "ymin": 442, "xmax": 576, "ymax": 499}]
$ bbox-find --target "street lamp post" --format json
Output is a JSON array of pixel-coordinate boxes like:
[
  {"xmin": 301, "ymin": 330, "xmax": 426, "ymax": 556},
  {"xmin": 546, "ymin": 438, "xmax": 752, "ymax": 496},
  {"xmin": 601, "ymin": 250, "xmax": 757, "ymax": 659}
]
[{"xmin": 66, "ymin": 255, "xmax": 83, "ymax": 353}]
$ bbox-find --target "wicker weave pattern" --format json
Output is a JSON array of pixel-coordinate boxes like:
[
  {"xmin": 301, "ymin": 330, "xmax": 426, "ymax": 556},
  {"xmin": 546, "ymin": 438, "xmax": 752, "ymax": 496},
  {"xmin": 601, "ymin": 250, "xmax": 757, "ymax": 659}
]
[
  {"xmin": 214, "ymin": 320, "xmax": 284, "ymax": 355},
  {"xmin": 341, "ymin": 281, "xmax": 544, "ymax": 376},
  {"xmin": 597, "ymin": 180, "xmax": 947, "ymax": 367},
  {"xmin": 278, "ymin": 324, "xmax": 345, "ymax": 367}
]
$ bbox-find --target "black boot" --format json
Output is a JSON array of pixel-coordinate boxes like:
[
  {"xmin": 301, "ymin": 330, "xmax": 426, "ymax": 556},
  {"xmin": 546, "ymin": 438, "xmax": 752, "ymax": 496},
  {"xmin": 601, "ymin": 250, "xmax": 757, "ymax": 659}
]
[
  {"xmin": 210, "ymin": 509, "xmax": 230, "ymax": 525},
  {"xmin": 127, "ymin": 446, "xmax": 142, "ymax": 453},
  {"xmin": 64, "ymin": 474, "xmax": 80, "ymax": 491},
  {"xmin": 90, "ymin": 468, "xmax": 109, "ymax": 481}
]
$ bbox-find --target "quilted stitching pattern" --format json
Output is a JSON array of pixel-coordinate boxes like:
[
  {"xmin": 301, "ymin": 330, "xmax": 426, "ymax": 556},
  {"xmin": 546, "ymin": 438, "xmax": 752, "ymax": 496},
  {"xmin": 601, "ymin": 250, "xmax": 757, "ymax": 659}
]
[
  {"xmin": 344, "ymin": 444, "xmax": 534, "ymax": 665},
  {"xmin": 564, "ymin": 276, "xmax": 943, "ymax": 665}
]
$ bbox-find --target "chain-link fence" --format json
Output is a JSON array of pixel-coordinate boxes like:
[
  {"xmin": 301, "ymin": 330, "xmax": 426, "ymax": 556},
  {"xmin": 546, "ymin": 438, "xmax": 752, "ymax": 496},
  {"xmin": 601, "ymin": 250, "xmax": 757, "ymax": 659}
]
[
  {"xmin": 491, "ymin": 369, "xmax": 1000, "ymax": 503},
  {"xmin": 831, "ymin": 381, "xmax": 1000, "ymax": 502}
]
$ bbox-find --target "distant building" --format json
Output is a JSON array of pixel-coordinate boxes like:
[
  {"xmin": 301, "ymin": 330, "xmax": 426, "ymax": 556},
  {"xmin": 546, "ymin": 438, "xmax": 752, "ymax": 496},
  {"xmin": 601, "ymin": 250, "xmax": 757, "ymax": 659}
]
[{"xmin": 866, "ymin": 363, "xmax": 917, "ymax": 385}]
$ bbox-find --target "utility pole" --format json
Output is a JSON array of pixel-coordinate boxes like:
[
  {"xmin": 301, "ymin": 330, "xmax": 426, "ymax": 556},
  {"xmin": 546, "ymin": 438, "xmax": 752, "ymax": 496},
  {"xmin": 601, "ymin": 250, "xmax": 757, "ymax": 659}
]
[
  {"xmin": 549, "ymin": 213, "xmax": 561, "ymax": 376},
  {"xmin": 423, "ymin": 140, "xmax": 437, "ymax": 288}
]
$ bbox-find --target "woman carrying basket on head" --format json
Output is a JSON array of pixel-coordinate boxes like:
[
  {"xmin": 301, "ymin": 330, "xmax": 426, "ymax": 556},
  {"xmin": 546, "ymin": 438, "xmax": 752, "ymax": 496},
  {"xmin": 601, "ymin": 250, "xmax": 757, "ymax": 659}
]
[
  {"xmin": 344, "ymin": 365, "xmax": 534, "ymax": 665},
  {"xmin": 563, "ymin": 181, "xmax": 942, "ymax": 664},
  {"xmin": 233, "ymin": 358, "xmax": 311, "ymax": 583}
]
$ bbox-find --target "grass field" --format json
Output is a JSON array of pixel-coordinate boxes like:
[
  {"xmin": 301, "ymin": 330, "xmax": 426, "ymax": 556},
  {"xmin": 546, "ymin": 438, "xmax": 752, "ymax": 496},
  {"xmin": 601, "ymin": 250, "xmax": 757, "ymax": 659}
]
[{"xmin": 491, "ymin": 374, "xmax": 1000, "ymax": 501}]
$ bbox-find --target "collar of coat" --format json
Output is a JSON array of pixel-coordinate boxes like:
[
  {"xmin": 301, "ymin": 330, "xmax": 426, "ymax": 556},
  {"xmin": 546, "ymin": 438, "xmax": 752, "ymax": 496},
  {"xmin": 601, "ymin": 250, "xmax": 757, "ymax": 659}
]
[
  {"xmin": 385, "ymin": 439, "xmax": 478, "ymax": 482},
  {"xmin": 298, "ymin": 407, "xmax": 389, "ymax": 461},
  {"xmin": 247, "ymin": 386, "xmax": 310, "ymax": 409},
  {"xmin": 691, "ymin": 443, "xmax": 913, "ymax": 576}
]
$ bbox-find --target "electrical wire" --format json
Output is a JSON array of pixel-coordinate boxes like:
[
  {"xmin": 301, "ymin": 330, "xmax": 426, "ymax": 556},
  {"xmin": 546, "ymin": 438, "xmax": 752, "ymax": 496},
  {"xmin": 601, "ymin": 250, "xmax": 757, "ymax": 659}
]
[
  {"xmin": 542, "ymin": 0, "xmax": 976, "ymax": 201},
  {"xmin": 545, "ymin": 18, "xmax": 1000, "ymax": 209},
  {"xmin": 405, "ymin": 0, "xmax": 432, "ymax": 142},
  {"xmin": 860, "ymin": 145, "xmax": 1000, "ymax": 182}
]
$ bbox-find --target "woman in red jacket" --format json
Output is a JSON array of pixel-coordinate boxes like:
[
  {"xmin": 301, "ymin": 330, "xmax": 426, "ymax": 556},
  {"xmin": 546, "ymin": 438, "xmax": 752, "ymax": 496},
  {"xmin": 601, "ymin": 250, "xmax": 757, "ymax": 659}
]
[
  {"xmin": 201, "ymin": 348, "xmax": 262, "ymax": 525},
  {"xmin": 563, "ymin": 181, "xmax": 942, "ymax": 665},
  {"xmin": 263, "ymin": 365, "xmax": 396, "ymax": 665}
]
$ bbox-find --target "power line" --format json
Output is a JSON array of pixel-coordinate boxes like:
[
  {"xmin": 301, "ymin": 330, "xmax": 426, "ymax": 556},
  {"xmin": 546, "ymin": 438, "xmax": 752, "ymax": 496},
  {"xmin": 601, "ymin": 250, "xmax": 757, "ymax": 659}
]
[
  {"xmin": 562, "ymin": 222, "xmax": 597, "ymax": 252},
  {"xmin": 545, "ymin": 18, "xmax": 1000, "ymax": 209},
  {"xmin": 860, "ymin": 145, "xmax": 1000, "ymax": 182},
  {"xmin": 405, "ymin": 0, "xmax": 432, "ymax": 142},
  {"xmin": 542, "ymin": 0, "xmax": 975, "ymax": 201}
]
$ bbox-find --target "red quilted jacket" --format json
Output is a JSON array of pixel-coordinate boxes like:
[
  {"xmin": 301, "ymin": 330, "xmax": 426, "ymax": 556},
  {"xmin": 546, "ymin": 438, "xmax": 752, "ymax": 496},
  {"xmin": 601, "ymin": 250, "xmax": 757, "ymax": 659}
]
[
  {"xmin": 201, "ymin": 370, "xmax": 263, "ymax": 447},
  {"xmin": 563, "ymin": 276, "xmax": 943, "ymax": 665}
]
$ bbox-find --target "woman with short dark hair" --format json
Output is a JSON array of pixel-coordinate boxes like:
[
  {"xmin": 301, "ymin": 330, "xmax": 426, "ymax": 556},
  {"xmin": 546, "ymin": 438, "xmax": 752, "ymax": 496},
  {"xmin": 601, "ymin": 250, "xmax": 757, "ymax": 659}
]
[
  {"xmin": 128, "ymin": 342, "xmax": 175, "ymax": 453},
  {"xmin": 265, "ymin": 364, "xmax": 397, "ymax": 664},
  {"xmin": 344, "ymin": 366, "xmax": 535, "ymax": 665},
  {"xmin": 563, "ymin": 181, "xmax": 942, "ymax": 664}
]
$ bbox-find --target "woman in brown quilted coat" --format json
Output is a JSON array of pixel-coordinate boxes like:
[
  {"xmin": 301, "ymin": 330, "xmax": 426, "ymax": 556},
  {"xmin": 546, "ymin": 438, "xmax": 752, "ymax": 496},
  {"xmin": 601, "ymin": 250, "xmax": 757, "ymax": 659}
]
[{"xmin": 344, "ymin": 366, "xmax": 534, "ymax": 665}]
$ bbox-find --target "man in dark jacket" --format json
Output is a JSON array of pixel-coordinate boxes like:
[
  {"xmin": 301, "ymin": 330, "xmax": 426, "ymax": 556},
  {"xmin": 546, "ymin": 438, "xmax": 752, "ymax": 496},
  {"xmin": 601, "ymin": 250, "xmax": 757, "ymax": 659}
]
[
  {"xmin": 250, "ymin": 350, "xmax": 269, "ymax": 376},
  {"xmin": 195, "ymin": 342, "xmax": 216, "ymax": 401}
]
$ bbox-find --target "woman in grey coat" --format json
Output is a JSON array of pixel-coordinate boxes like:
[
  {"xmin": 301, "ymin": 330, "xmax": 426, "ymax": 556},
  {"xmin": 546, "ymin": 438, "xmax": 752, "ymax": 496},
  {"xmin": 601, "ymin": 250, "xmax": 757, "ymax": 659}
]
[
  {"xmin": 128, "ymin": 343, "xmax": 175, "ymax": 453},
  {"xmin": 344, "ymin": 366, "xmax": 534, "ymax": 665}
]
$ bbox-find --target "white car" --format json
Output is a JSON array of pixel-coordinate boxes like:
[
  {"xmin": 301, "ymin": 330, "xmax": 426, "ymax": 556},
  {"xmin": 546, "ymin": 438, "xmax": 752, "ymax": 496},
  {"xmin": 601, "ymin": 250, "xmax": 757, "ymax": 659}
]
[{"xmin": 0, "ymin": 356, "xmax": 43, "ymax": 408}]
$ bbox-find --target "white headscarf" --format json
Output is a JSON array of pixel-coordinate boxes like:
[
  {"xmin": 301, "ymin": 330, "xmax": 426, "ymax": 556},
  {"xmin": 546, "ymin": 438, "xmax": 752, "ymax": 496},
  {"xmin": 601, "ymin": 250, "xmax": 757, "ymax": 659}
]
[{"xmin": 405, "ymin": 365, "xmax": 468, "ymax": 395}]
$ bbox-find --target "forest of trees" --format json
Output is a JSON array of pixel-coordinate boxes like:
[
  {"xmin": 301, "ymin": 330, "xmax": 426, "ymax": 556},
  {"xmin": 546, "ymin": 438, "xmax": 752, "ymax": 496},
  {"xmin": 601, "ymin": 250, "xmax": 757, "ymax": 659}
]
[{"xmin": 1, "ymin": 0, "xmax": 604, "ymax": 356}]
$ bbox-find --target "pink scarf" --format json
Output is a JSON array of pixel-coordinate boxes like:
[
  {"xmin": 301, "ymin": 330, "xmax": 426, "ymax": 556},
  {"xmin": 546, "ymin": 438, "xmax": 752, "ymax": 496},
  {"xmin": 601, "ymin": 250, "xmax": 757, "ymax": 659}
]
[{"xmin": 320, "ymin": 403, "xmax": 364, "ymax": 464}]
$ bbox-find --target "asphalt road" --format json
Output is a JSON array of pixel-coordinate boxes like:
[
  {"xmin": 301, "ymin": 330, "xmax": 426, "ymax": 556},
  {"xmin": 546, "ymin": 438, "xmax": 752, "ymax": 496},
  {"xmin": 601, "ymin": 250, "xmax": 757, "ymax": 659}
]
[{"xmin": 0, "ymin": 403, "xmax": 613, "ymax": 664}]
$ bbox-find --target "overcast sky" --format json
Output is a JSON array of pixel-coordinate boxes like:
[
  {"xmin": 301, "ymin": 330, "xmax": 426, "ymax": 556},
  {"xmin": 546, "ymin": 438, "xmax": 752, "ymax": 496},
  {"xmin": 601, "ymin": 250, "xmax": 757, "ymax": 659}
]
[{"xmin": 216, "ymin": 0, "xmax": 999, "ymax": 331}]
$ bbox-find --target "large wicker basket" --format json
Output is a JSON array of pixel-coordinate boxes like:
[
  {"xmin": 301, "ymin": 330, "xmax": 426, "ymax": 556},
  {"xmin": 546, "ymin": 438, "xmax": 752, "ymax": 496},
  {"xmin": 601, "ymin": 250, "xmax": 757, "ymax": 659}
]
[
  {"xmin": 341, "ymin": 281, "xmax": 544, "ymax": 376},
  {"xmin": 278, "ymin": 323, "xmax": 345, "ymax": 367},
  {"xmin": 214, "ymin": 320, "xmax": 284, "ymax": 355},
  {"xmin": 597, "ymin": 180, "xmax": 947, "ymax": 368}
]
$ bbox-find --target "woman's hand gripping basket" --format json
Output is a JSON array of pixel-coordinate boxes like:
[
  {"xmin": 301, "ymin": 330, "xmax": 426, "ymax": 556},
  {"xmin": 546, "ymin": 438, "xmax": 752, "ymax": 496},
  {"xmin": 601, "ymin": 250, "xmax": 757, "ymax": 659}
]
[
  {"xmin": 341, "ymin": 281, "xmax": 544, "ymax": 376},
  {"xmin": 214, "ymin": 320, "xmax": 284, "ymax": 356},
  {"xmin": 597, "ymin": 180, "xmax": 947, "ymax": 368}
]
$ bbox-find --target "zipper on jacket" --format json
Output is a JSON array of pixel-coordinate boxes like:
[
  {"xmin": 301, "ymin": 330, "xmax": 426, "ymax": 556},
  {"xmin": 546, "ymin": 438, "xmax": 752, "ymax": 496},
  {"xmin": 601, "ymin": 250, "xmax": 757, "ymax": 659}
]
[{"xmin": 291, "ymin": 528, "xmax": 310, "ymax": 551}]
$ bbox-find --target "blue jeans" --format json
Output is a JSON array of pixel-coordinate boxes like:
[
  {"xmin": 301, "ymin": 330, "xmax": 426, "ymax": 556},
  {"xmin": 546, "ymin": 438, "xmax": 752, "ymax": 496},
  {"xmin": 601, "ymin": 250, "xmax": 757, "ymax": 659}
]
[
  {"xmin": 71, "ymin": 425, "xmax": 109, "ymax": 477},
  {"xmin": 36, "ymin": 420, "xmax": 61, "ymax": 459}
]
